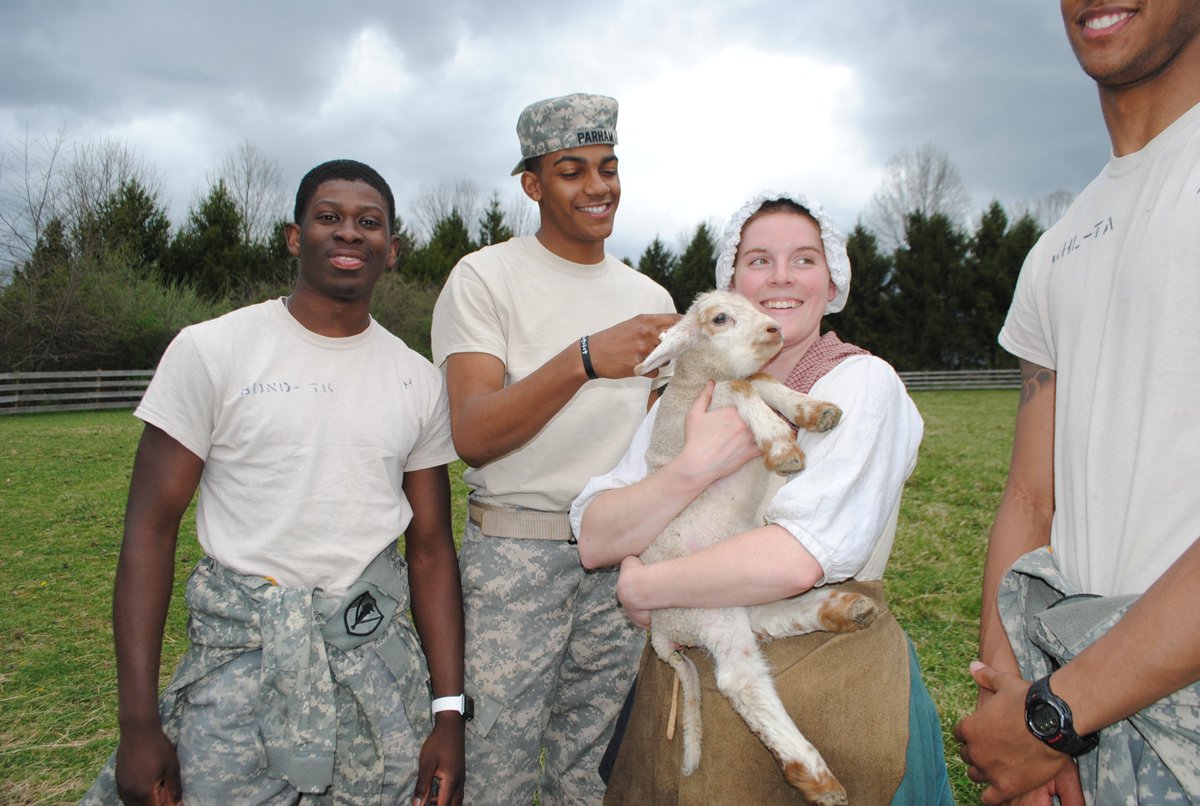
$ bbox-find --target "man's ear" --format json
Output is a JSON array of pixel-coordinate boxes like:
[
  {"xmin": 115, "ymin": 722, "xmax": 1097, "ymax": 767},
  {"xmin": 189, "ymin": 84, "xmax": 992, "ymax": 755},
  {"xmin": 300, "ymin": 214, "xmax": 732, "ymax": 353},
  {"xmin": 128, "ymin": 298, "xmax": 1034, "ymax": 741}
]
[
  {"xmin": 521, "ymin": 170, "xmax": 542, "ymax": 202},
  {"xmin": 285, "ymin": 222, "xmax": 301, "ymax": 257},
  {"xmin": 386, "ymin": 234, "xmax": 401, "ymax": 270}
]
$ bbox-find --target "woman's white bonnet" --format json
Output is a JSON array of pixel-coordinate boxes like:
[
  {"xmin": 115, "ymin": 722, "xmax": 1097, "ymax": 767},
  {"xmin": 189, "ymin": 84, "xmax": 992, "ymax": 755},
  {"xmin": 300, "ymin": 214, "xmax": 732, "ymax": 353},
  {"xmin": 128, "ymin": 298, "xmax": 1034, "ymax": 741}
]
[{"xmin": 713, "ymin": 191, "xmax": 851, "ymax": 314}]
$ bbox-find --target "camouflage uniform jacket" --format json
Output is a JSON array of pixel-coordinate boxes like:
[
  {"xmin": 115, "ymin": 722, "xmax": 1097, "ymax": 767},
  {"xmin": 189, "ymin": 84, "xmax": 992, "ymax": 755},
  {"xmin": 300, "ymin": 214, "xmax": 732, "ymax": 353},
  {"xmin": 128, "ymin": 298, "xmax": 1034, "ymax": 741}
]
[
  {"xmin": 87, "ymin": 546, "xmax": 430, "ymax": 803},
  {"xmin": 999, "ymin": 547, "xmax": 1200, "ymax": 802}
]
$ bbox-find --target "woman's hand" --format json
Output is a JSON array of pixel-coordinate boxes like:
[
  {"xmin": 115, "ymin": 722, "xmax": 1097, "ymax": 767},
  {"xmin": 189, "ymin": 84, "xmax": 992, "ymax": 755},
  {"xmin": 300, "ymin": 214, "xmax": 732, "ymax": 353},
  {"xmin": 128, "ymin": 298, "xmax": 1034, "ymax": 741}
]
[
  {"xmin": 616, "ymin": 555, "xmax": 653, "ymax": 629},
  {"xmin": 671, "ymin": 380, "xmax": 761, "ymax": 485}
]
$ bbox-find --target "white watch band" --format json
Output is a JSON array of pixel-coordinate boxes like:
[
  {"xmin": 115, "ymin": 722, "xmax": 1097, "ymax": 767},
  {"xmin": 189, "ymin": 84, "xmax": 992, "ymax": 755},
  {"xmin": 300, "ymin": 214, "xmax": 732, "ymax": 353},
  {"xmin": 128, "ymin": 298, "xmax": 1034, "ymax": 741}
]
[{"xmin": 431, "ymin": 694, "xmax": 466, "ymax": 715}]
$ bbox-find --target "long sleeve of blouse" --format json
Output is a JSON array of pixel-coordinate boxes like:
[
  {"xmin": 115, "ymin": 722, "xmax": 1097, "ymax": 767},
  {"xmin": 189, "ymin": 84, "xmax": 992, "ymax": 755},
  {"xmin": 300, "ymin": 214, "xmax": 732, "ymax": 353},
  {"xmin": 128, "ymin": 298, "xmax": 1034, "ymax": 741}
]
[{"xmin": 768, "ymin": 355, "xmax": 922, "ymax": 583}]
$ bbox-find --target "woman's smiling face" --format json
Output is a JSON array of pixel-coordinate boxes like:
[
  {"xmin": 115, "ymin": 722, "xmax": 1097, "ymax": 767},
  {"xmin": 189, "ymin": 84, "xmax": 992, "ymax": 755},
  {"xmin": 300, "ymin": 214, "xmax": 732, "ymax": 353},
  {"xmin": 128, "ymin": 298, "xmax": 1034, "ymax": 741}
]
[{"xmin": 731, "ymin": 210, "xmax": 836, "ymax": 358}]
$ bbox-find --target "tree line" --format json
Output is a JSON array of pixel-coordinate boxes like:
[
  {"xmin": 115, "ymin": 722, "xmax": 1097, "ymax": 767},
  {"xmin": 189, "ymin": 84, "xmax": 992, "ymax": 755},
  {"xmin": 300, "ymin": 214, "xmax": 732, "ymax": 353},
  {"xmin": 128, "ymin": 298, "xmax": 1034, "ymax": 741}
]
[
  {"xmin": 634, "ymin": 204, "xmax": 1041, "ymax": 372},
  {"xmin": 0, "ymin": 134, "xmax": 1061, "ymax": 373}
]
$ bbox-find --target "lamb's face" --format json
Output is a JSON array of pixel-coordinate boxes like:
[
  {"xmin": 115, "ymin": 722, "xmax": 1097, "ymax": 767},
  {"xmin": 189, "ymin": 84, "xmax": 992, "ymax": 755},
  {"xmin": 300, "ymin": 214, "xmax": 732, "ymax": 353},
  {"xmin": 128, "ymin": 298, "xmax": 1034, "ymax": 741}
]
[{"xmin": 692, "ymin": 291, "xmax": 782, "ymax": 377}]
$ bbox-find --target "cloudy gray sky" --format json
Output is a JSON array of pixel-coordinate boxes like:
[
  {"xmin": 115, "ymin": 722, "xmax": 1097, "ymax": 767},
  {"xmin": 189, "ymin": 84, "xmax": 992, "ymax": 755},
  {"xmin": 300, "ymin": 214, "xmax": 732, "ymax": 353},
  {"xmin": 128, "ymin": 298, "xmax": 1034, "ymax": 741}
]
[{"xmin": 0, "ymin": 0, "xmax": 1111, "ymax": 261}]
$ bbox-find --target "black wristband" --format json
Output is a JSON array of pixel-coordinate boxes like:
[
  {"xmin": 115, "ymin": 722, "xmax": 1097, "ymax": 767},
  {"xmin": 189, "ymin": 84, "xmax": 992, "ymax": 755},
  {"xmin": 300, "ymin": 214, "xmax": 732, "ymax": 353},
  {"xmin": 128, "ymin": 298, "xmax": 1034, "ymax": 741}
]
[{"xmin": 580, "ymin": 335, "xmax": 599, "ymax": 380}]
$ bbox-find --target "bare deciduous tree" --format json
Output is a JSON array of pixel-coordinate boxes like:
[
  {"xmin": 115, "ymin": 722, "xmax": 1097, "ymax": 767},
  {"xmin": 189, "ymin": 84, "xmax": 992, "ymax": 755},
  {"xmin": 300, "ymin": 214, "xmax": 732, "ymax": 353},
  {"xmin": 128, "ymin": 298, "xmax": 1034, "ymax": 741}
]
[
  {"xmin": 62, "ymin": 137, "xmax": 161, "ymax": 236},
  {"xmin": 410, "ymin": 179, "xmax": 482, "ymax": 242},
  {"xmin": 503, "ymin": 190, "xmax": 538, "ymax": 238},
  {"xmin": 0, "ymin": 130, "xmax": 161, "ymax": 276},
  {"xmin": 866, "ymin": 143, "xmax": 972, "ymax": 249},
  {"xmin": 212, "ymin": 138, "xmax": 286, "ymax": 245},
  {"xmin": 0, "ymin": 128, "xmax": 69, "ymax": 271},
  {"xmin": 1012, "ymin": 189, "xmax": 1074, "ymax": 231}
]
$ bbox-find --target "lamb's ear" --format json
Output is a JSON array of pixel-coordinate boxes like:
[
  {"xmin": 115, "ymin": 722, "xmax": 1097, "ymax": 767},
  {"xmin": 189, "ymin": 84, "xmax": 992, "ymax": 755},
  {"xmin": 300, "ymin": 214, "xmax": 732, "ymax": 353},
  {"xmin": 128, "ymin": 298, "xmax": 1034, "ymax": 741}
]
[{"xmin": 635, "ymin": 317, "xmax": 697, "ymax": 374}]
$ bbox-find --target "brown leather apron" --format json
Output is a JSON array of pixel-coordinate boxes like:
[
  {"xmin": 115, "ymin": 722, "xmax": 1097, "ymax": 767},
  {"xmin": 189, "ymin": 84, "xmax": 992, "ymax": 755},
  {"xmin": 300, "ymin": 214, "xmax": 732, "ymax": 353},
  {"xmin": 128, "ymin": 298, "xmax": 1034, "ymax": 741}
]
[{"xmin": 604, "ymin": 580, "xmax": 910, "ymax": 805}]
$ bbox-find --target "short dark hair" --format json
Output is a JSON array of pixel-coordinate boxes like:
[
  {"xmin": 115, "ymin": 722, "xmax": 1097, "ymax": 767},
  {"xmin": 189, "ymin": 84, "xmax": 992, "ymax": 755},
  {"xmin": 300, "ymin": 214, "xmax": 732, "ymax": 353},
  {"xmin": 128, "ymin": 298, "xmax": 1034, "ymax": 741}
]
[
  {"xmin": 750, "ymin": 198, "xmax": 814, "ymax": 223},
  {"xmin": 523, "ymin": 155, "xmax": 543, "ymax": 174},
  {"xmin": 293, "ymin": 159, "xmax": 395, "ymax": 230}
]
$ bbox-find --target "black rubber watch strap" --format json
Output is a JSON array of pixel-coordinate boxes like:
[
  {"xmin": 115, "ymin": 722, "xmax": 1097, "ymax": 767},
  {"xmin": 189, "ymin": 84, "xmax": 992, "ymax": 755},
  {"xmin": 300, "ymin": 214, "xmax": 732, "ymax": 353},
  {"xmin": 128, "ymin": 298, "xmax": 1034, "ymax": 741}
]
[{"xmin": 1025, "ymin": 675, "xmax": 1099, "ymax": 757}]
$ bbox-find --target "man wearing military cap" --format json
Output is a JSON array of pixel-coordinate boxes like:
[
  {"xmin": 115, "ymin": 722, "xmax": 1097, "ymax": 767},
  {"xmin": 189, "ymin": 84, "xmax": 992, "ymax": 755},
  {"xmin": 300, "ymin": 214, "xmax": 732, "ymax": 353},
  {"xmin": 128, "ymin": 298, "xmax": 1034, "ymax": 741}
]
[
  {"xmin": 432, "ymin": 92, "xmax": 678, "ymax": 804},
  {"xmin": 508, "ymin": 92, "xmax": 619, "ymax": 175}
]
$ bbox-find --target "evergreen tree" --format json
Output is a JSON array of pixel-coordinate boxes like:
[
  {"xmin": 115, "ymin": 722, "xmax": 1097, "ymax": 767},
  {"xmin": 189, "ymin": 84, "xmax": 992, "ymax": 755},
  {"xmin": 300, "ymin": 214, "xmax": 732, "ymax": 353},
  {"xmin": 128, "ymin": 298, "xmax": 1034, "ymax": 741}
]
[
  {"xmin": 266, "ymin": 218, "xmax": 294, "ymax": 266},
  {"xmin": 20, "ymin": 217, "xmax": 72, "ymax": 281},
  {"xmin": 636, "ymin": 236, "xmax": 677, "ymax": 293},
  {"xmin": 671, "ymin": 223, "xmax": 718, "ymax": 312},
  {"xmin": 163, "ymin": 180, "xmax": 287, "ymax": 302},
  {"xmin": 224, "ymin": 218, "xmax": 299, "ymax": 306},
  {"xmin": 392, "ymin": 215, "xmax": 419, "ymax": 269},
  {"xmin": 836, "ymin": 224, "xmax": 898, "ymax": 359},
  {"xmin": 79, "ymin": 179, "xmax": 171, "ymax": 274},
  {"xmin": 477, "ymin": 193, "xmax": 514, "ymax": 247},
  {"xmin": 163, "ymin": 180, "xmax": 245, "ymax": 299},
  {"xmin": 3, "ymin": 219, "xmax": 82, "ymax": 370},
  {"xmin": 888, "ymin": 212, "xmax": 969, "ymax": 370},
  {"xmin": 964, "ymin": 202, "xmax": 1041, "ymax": 368},
  {"xmin": 403, "ymin": 209, "xmax": 477, "ymax": 287}
]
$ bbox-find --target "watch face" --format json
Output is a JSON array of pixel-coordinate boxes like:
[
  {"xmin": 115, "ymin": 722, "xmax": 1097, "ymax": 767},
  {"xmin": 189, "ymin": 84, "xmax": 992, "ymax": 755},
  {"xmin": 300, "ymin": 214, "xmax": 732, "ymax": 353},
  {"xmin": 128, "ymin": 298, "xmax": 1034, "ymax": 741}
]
[{"xmin": 1029, "ymin": 701, "xmax": 1062, "ymax": 737}]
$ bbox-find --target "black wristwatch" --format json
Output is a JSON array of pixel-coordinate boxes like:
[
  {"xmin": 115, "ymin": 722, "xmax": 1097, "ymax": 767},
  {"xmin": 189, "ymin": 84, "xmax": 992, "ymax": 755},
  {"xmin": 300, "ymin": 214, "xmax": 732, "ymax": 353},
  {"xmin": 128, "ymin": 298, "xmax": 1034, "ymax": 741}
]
[{"xmin": 1024, "ymin": 674, "xmax": 1098, "ymax": 756}]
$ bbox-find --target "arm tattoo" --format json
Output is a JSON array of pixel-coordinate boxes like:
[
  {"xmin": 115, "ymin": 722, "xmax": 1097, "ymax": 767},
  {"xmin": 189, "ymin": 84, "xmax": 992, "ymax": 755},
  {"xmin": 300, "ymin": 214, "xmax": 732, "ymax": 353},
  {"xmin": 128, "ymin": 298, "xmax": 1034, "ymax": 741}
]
[{"xmin": 1018, "ymin": 361, "xmax": 1054, "ymax": 408}]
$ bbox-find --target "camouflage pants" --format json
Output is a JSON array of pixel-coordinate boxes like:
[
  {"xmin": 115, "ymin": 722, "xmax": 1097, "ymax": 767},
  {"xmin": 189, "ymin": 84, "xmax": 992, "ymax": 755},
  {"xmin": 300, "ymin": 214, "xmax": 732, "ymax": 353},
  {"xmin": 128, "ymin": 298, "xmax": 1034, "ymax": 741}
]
[
  {"xmin": 459, "ymin": 518, "xmax": 644, "ymax": 806},
  {"xmin": 999, "ymin": 548, "xmax": 1200, "ymax": 804}
]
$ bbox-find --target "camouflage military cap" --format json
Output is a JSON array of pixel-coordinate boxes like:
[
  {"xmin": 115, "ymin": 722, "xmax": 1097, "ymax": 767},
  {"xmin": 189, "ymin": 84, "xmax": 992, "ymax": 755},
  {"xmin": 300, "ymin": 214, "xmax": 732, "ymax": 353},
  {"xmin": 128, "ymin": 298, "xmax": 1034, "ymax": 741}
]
[{"xmin": 510, "ymin": 93, "xmax": 619, "ymax": 175}]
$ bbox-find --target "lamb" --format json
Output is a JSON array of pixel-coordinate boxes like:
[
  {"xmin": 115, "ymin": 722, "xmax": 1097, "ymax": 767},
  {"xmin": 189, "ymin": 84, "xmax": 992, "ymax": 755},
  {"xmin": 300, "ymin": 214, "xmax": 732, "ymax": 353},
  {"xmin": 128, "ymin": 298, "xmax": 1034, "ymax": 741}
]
[{"xmin": 632, "ymin": 290, "xmax": 878, "ymax": 806}]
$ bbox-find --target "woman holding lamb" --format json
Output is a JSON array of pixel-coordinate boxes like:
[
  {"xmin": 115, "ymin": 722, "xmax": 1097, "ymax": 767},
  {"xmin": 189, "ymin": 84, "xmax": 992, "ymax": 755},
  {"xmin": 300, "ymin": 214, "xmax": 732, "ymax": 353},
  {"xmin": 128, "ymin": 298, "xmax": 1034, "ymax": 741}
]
[{"xmin": 570, "ymin": 192, "xmax": 954, "ymax": 804}]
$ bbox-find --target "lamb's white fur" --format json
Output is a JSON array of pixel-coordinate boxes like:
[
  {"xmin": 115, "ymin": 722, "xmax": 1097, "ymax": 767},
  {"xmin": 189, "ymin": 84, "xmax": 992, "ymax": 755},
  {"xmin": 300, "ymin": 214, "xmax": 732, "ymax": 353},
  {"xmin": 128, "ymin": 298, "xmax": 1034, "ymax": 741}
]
[{"xmin": 634, "ymin": 290, "xmax": 877, "ymax": 806}]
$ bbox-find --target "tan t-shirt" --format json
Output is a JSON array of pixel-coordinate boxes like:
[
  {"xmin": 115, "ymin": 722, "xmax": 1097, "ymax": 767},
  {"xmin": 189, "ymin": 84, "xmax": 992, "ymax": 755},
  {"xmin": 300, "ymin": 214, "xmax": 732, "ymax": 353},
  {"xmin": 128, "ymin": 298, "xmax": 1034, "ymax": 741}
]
[
  {"xmin": 137, "ymin": 299, "xmax": 457, "ymax": 601},
  {"xmin": 431, "ymin": 235, "xmax": 675, "ymax": 512},
  {"xmin": 999, "ymin": 101, "xmax": 1200, "ymax": 597}
]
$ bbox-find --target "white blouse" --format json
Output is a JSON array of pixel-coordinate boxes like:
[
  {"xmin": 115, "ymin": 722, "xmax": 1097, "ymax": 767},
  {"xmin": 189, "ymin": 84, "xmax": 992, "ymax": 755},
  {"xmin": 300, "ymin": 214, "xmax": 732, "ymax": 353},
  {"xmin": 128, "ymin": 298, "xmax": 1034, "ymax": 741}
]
[{"xmin": 569, "ymin": 354, "xmax": 923, "ymax": 584}]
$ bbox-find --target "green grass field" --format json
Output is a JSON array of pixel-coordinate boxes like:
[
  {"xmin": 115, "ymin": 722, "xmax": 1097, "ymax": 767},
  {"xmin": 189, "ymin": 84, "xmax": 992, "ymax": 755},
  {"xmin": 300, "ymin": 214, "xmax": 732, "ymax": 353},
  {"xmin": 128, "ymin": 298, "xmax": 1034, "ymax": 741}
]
[{"xmin": 0, "ymin": 391, "xmax": 1014, "ymax": 804}]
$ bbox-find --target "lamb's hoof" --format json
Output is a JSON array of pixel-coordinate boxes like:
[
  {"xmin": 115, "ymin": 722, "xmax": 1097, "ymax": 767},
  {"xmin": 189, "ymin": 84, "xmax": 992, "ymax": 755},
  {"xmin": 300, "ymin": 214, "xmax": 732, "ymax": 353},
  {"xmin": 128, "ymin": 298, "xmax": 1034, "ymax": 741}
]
[
  {"xmin": 681, "ymin": 748, "xmax": 701, "ymax": 776},
  {"xmin": 767, "ymin": 442, "xmax": 807, "ymax": 475},
  {"xmin": 783, "ymin": 761, "xmax": 847, "ymax": 805},
  {"xmin": 771, "ymin": 454, "xmax": 806, "ymax": 475},
  {"xmin": 819, "ymin": 592, "xmax": 878, "ymax": 632},
  {"xmin": 812, "ymin": 404, "xmax": 842, "ymax": 433}
]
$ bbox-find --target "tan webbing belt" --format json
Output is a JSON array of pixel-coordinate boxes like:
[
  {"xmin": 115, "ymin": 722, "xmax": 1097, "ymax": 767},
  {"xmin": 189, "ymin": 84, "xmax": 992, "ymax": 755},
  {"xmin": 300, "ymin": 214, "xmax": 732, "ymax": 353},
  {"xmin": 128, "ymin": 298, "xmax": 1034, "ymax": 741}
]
[{"xmin": 468, "ymin": 500, "xmax": 576, "ymax": 542}]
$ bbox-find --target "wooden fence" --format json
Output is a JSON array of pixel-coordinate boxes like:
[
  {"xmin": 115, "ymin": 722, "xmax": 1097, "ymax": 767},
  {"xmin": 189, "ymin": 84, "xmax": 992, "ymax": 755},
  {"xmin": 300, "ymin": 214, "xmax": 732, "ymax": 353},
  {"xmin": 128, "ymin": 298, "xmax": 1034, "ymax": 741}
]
[
  {"xmin": 1, "ymin": 368, "xmax": 1022, "ymax": 415},
  {"xmin": 897, "ymin": 369, "xmax": 1021, "ymax": 391},
  {"xmin": 0, "ymin": 370, "xmax": 155, "ymax": 415}
]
